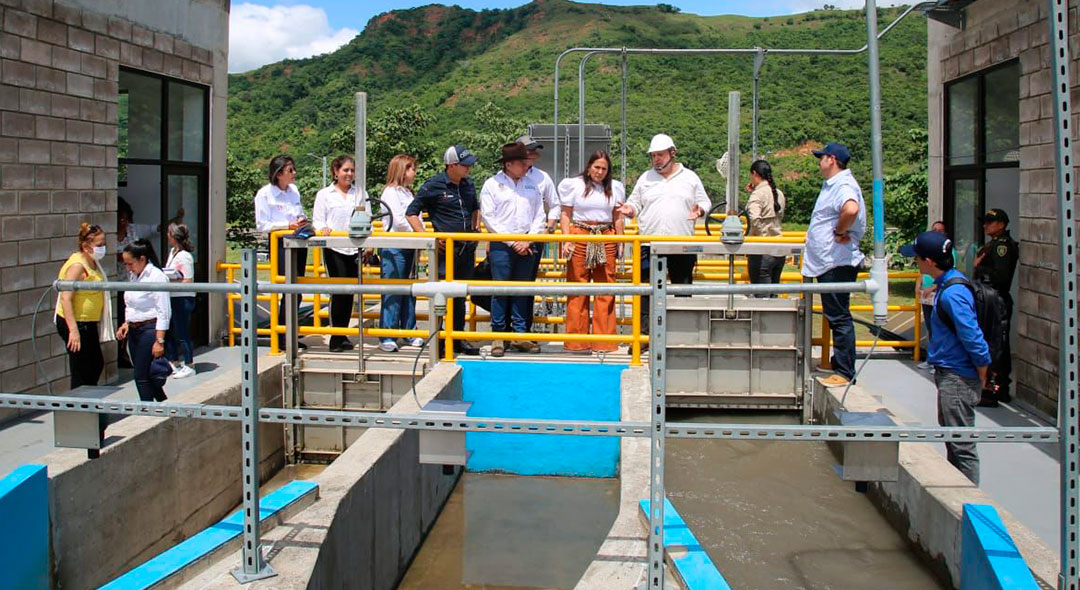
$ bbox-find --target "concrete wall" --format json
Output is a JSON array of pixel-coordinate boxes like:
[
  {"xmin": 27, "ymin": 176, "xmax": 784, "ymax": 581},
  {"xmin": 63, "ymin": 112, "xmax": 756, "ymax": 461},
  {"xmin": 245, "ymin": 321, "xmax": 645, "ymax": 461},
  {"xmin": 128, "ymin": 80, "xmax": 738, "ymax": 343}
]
[
  {"xmin": 42, "ymin": 354, "xmax": 285, "ymax": 590},
  {"xmin": 813, "ymin": 379, "xmax": 1058, "ymax": 588},
  {"xmin": 927, "ymin": 0, "xmax": 1077, "ymax": 418},
  {"xmin": 0, "ymin": 0, "xmax": 230, "ymax": 422}
]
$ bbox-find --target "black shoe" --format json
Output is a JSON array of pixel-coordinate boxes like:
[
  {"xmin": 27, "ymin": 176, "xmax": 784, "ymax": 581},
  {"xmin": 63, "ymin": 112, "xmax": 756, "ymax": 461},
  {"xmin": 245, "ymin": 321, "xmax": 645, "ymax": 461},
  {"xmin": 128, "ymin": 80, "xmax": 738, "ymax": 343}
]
[
  {"xmin": 455, "ymin": 341, "xmax": 480, "ymax": 356},
  {"xmin": 329, "ymin": 339, "xmax": 354, "ymax": 353},
  {"xmin": 977, "ymin": 393, "xmax": 1000, "ymax": 408},
  {"xmin": 997, "ymin": 386, "xmax": 1012, "ymax": 404}
]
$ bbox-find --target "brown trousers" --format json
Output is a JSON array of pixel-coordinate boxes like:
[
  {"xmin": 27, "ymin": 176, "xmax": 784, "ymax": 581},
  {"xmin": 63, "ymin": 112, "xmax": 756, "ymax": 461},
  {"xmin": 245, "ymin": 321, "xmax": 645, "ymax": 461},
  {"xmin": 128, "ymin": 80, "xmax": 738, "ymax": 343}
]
[{"xmin": 564, "ymin": 225, "xmax": 618, "ymax": 352}]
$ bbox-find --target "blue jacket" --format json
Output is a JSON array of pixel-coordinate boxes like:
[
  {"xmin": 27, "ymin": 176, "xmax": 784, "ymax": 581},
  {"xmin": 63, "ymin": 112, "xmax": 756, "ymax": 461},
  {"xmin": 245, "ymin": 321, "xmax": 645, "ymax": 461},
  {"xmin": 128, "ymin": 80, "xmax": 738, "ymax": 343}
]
[
  {"xmin": 404, "ymin": 171, "xmax": 478, "ymax": 234},
  {"xmin": 928, "ymin": 268, "xmax": 992, "ymax": 379}
]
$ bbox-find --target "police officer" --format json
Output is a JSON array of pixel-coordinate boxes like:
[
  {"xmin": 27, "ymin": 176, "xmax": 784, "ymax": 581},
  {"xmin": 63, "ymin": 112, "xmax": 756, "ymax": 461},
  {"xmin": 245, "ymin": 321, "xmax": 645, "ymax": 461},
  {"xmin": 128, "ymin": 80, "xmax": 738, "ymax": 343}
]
[
  {"xmin": 405, "ymin": 145, "xmax": 482, "ymax": 356},
  {"xmin": 974, "ymin": 208, "xmax": 1019, "ymax": 404}
]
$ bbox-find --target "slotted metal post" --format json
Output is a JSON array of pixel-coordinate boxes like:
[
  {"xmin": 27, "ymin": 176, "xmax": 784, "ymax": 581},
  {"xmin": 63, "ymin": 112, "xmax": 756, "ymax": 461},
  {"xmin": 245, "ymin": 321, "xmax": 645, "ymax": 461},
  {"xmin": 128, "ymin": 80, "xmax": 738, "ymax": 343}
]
[
  {"xmin": 647, "ymin": 251, "xmax": 667, "ymax": 589},
  {"xmin": 1048, "ymin": 0, "xmax": 1080, "ymax": 587},
  {"xmin": 231, "ymin": 249, "xmax": 275, "ymax": 582}
]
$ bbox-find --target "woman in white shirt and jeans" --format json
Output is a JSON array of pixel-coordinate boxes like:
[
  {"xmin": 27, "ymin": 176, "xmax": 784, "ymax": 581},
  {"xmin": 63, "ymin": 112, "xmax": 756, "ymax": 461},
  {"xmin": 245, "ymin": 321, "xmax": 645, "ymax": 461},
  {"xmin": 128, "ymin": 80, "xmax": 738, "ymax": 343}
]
[
  {"xmin": 116, "ymin": 239, "xmax": 171, "ymax": 402},
  {"xmin": 377, "ymin": 154, "xmax": 425, "ymax": 352},
  {"xmin": 312, "ymin": 155, "xmax": 370, "ymax": 352},
  {"xmin": 254, "ymin": 155, "xmax": 308, "ymax": 350},
  {"xmin": 165, "ymin": 223, "xmax": 196, "ymax": 378}
]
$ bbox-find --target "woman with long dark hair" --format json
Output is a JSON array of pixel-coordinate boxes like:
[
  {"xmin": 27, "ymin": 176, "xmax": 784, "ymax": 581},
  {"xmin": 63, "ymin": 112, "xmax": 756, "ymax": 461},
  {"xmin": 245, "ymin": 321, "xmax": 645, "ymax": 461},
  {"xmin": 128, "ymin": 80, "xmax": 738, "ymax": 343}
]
[
  {"xmin": 312, "ymin": 155, "xmax": 369, "ymax": 352},
  {"xmin": 164, "ymin": 223, "xmax": 196, "ymax": 378},
  {"xmin": 557, "ymin": 150, "xmax": 625, "ymax": 353},
  {"xmin": 254, "ymin": 155, "xmax": 308, "ymax": 350},
  {"xmin": 377, "ymin": 154, "xmax": 424, "ymax": 352},
  {"xmin": 745, "ymin": 159, "xmax": 787, "ymax": 290},
  {"xmin": 116, "ymin": 239, "xmax": 170, "ymax": 402}
]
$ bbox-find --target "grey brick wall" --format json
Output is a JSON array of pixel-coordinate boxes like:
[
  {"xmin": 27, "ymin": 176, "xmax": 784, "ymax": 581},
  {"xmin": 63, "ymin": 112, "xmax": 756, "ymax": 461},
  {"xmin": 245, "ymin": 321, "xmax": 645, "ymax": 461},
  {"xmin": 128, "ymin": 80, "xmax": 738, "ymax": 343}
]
[
  {"xmin": 0, "ymin": 0, "xmax": 219, "ymax": 421},
  {"xmin": 931, "ymin": 0, "xmax": 1080, "ymax": 418}
]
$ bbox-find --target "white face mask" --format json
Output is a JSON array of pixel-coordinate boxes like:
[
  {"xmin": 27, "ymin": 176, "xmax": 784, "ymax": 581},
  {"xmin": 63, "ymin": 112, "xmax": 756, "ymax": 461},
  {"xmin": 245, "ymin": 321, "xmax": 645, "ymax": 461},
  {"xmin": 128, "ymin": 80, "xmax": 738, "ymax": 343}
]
[{"xmin": 91, "ymin": 246, "xmax": 106, "ymax": 260}]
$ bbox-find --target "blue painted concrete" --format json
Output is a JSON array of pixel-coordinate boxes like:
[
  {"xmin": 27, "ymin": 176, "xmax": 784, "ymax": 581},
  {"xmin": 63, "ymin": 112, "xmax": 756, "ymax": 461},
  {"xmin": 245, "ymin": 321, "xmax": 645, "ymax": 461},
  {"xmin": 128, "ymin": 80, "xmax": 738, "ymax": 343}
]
[
  {"xmin": 960, "ymin": 503, "xmax": 1039, "ymax": 590},
  {"xmin": 0, "ymin": 464, "xmax": 49, "ymax": 590},
  {"xmin": 639, "ymin": 498, "xmax": 732, "ymax": 590},
  {"xmin": 460, "ymin": 360, "xmax": 623, "ymax": 477},
  {"xmin": 100, "ymin": 481, "xmax": 318, "ymax": 590}
]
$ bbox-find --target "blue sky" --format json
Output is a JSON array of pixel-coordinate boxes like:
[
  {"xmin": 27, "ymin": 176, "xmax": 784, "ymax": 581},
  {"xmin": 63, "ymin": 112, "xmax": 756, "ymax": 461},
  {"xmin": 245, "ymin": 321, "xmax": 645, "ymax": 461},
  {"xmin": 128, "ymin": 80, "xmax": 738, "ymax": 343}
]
[{"xmin": 229, "ymin": 0, "xmax": 896, "ymax": 73}]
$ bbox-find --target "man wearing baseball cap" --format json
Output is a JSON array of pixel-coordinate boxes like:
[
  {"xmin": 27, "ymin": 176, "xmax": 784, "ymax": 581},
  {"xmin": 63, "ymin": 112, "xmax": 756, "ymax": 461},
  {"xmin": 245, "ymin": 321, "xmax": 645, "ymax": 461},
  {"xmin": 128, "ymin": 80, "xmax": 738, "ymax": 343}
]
[
  {"xmin": 804, "ymin": 142, "xmax": 867, "ymax": 386},
  {"xmin": 974, "ymin": 208, "xmax": 1018, "ymax": 405},
  {"xmin": 405, "ymin": 144, "xmax": 482, "ymax": 355},
  {"xmin": 900, "ymin": 231, "xmax": 990, "ymax": 484},
  {"xmin": 616, "ymin": 133, "xmax": 711, "ymax": 341}
]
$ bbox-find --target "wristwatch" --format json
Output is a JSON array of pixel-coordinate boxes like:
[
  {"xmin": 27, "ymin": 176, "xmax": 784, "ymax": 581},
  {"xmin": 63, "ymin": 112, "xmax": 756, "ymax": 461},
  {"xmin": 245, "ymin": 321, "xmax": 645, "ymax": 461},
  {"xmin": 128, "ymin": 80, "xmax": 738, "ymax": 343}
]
[{"xmin": 156, "ymin": 338, "xmax": 166, "ymax": 344}]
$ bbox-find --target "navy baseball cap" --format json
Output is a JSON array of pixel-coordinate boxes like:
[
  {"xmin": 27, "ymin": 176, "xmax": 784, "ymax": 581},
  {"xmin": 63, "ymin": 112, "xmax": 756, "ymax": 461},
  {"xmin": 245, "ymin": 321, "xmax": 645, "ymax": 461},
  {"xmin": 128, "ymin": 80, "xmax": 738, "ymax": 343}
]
[
  {"xmin": 812, "ymin": 142, "xmax": 851, "ymax": 165},
  {"xmin": 443, "ymin": 145, "xmax": 478, "ymax": 166},
  {"xmin": 979, "ymin": 208, "xmax": 1010, "ymax": 225},
  {"xmin": 150, "ymin": 358, "xmax": 173, "ymax": 387},
  {"xmin": 899, "ymin": 231, "xmax": 953, "ymax": 259}
]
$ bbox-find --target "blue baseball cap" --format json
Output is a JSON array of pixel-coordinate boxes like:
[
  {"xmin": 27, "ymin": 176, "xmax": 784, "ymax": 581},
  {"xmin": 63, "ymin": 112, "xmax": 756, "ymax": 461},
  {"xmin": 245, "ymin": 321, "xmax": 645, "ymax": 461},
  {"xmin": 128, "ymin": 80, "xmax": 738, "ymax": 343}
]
[
  {"xmin": 899, "ymin": 231, "xmax": 953, "ymax": 259},
  {"xmin": 812, "ymin": 142, "xmax": 851, "ymax": 165},
  {"xmin": 443, "ymin": 145, "xmax": 478, "ymax": 166},
  {"xmin": 150, "ymin": 357, "xmax": 173, "ymax": 387}
]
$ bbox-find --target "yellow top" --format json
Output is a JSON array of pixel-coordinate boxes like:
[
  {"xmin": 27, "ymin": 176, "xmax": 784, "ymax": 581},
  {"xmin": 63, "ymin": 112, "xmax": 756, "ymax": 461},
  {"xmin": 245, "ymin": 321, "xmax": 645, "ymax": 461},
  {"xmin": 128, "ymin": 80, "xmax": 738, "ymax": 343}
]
[{"xmin": 56, "ymin": 253, "xmax": 105, "ymax": 322}]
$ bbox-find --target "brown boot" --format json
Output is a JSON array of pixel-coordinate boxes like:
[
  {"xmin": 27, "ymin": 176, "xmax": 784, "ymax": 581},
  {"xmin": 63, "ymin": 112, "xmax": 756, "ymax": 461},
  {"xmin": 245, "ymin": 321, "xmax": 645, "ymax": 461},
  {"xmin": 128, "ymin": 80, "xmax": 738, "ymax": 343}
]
[
  {"xmin": 511, "ymin": 340, "xmax": 540, "ymax": 354},
  {"xmin": 490, "ymin": 341, "xmax": 505, "ymax": 357}
]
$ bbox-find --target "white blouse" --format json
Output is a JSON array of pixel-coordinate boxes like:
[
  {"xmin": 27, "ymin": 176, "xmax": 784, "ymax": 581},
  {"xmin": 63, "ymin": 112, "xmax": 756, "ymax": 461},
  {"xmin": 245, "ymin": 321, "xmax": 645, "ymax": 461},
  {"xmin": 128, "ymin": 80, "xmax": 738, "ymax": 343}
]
[
  {"xmin": 557, "ymin": 177, "xmax": 625, "ymax": 224},
  {"xmin": 254, "ymin": 183, "xmax": 305, "ymax": 233},
  {"xmin": 312, "ymin": 183, "xmax": 370, "ymax": 255},
  {"xmin": 165, "ymin": 248, "xmax": 195, "ymax": 298},
  {"xmin": 380, "ymin": 185, "xmax": 418, "ymax": 234},
  {"xmin": 124, "ymin": 263, "xmax": 171, "ymax": 331}
]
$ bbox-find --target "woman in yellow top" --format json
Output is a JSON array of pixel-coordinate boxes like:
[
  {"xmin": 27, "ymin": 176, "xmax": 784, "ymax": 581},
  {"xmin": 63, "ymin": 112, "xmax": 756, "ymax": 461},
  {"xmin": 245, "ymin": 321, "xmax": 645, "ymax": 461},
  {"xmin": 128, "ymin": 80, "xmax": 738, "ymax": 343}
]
[{"xmin": 56, "ymin": 223, "xmax": 107, "ymax": 388}]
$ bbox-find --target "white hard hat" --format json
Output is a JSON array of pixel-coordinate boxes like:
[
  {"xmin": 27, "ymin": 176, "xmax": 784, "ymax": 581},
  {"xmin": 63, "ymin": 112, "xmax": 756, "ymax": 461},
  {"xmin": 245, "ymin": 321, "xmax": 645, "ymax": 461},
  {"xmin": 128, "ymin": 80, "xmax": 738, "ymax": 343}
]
[{"xmin": 647, "ymin": 133, "xmax": 676, "ymax": 153}]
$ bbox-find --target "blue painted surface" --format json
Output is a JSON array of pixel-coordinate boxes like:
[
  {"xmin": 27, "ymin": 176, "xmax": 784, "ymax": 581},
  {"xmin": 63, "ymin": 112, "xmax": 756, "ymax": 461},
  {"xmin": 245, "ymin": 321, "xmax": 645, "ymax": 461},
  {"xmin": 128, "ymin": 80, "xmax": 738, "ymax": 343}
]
[
  {"xmin": 639, "ymin": 498, "xmax": 732, "ymax": 590},
  {"xmin": 960, "ymin": 503, "xmax": 1039, "ymax": 590},
  {"xmin": 460, "ymin": 360, "xmax": 623, "ymax": 477},
  {"xmin": 0, "ymin": 464, "xmax": 49, "ymax": 590},
  {"xmin": 100, "ymin": 480, "xmax": 318, "ymax": 590},
  {"xmin": 872, "ymin": 179, "xmax": 885, "ymax": 242}
]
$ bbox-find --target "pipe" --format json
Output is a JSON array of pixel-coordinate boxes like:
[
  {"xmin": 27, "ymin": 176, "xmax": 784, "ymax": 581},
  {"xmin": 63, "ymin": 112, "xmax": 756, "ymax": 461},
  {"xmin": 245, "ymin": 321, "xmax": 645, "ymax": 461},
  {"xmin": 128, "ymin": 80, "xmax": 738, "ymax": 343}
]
[
  {"xmin": 865, "ymin": 0, "xmax": 890, "ymax": 327},
  {"xmin": 355, "ymin": 92, "xmax": 367, "ymax": 192},
  {"xmin": 621, "ymin": 47, "xmax": 628, "ymax": 186},
  {"xmin": 752, "ymin": 49, "xmax": 765, "ymax": 160}
]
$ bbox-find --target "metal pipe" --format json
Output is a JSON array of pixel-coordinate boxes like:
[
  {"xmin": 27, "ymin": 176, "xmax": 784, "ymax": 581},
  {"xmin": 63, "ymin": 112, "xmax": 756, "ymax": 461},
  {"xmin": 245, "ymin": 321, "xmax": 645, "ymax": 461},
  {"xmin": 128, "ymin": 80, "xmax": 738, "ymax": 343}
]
[
  {"xmin": 621, "ymin": 47, "xmax": 628, "ymax": 186},
  {"xmin": 865, "ymin": 0, "xmax": 891, "ymax": 327},
  {"xmin": 669, "ymin": 281, "xmax": 871, "ymax": 296},
  {"xmin": 355, "ymin": 92, "xmax": 367, "ymax": 192},
  {"xmin": 54, "ymin": 280, "xmax": 240, "ymax": 293},
  {"xmin": 578, "ymin": 51, "xmax": 601, "ymax": 173},
  {"xmin": 752, "ymin": 49, "xmax": 765, "ymax": 160}
]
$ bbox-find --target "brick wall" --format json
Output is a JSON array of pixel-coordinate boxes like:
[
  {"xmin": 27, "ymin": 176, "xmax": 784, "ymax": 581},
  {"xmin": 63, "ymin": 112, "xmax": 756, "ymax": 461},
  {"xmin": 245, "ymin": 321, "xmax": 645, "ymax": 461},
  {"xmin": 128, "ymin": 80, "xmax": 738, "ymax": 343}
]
[
  {"xmin": 931, "ymin": 0, "xmax": 1080, "ymax": 418},
  {"xmin": 0, "ymin": 0, "xmax": 217, "ymax": 418}
]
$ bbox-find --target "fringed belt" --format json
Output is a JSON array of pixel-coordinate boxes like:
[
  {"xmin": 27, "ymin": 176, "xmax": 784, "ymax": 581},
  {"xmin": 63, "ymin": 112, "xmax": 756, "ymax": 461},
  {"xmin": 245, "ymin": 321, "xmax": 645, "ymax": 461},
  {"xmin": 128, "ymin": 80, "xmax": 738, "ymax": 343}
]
[{"xmin": 571, "ymin": 221, "xmax": 613, "ymax": 269}]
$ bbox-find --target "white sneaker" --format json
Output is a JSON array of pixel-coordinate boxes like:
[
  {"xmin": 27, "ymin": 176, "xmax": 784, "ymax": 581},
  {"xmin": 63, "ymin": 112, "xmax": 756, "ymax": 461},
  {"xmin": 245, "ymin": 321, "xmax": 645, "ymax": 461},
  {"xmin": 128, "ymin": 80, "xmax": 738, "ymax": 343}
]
[
  {"xmin": 409, "ymin": 337, "xmax": 426, "ymax": 348},
  {"xmin": 172, "ymin": 365, "xmax": 196, "ymax": 379},
  {"xmin": 378, "ymin": 341, "xmax": 398, "ymax": 353},
  {"xmin": 917, "ymin": 361, "xmax": 931, "ymax": 370}
]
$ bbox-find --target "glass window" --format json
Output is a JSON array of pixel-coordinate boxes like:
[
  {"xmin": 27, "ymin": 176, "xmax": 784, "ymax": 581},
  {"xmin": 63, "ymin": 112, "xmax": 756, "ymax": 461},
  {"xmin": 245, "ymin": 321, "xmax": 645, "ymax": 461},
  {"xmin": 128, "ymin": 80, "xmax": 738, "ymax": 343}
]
[
  {"xmin": 167, "ymin": 81, "xmax": 206, "ymax": 163},
  {"xmin": 952, "ymin": 178, "xmax": 979, "ymax": 276},
  {"xmin": 984, "ymin": 63, "xmax": 1020, "ymax": 163},
  {"xmin": 118, "ymin": 70, "xmax": 161, "ymax": 160},
  {"xmin": 948, "ymin": 78, "xmax": 977, "ymax": 166},
  {"xmin": 166, "ymin": 174, "xmax": 201, "ymax": 271}
]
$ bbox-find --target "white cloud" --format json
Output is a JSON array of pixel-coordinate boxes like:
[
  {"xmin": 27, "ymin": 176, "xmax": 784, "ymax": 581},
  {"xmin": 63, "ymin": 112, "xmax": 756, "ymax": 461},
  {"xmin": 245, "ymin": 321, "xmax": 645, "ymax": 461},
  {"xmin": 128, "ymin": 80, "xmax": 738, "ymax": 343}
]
[{"xmin": 228, "ymin": 3, "xmax": 359, "ymax": 73}]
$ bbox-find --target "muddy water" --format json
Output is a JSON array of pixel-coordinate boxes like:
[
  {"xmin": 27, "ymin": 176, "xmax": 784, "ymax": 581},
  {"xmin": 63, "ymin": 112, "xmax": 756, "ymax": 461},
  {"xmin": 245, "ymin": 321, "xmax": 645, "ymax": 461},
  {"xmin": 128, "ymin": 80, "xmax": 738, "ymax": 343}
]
[
  {"xmin": 666, "ymin": 409, "xmax": 946, "ymax": 589},
  {"xmin": 398, "ymin": 473, "xmax": 618, "ymax": 590}
]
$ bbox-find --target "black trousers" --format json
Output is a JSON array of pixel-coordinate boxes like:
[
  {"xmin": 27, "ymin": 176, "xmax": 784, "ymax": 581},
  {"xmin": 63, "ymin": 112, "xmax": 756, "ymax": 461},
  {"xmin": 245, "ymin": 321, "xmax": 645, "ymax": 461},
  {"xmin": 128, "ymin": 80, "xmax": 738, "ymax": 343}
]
[
  {"xmin": 437, "ymin": 241, "xmax": 477, "ymax": 335},
  {"xmin": 992, "ymin": 296, "xmax": 1013, "ymax": 390},
  {"xmin": 639, "ymin": 246, "xmax": 696, "ymax": 335},
  {"xmin": 322, "ymin": 248, "xmax": 359, "ymax": 345},
  {"xmin": 747, "ymin": 254, "xmax": 785, "ymax": 297},
  {"xmin": 275, "ymin": 236, "xmax": 308, "ymax": 345},
  {"xmin": 55, "ymin": 317, "xmax": 104, "ymax": 389}
]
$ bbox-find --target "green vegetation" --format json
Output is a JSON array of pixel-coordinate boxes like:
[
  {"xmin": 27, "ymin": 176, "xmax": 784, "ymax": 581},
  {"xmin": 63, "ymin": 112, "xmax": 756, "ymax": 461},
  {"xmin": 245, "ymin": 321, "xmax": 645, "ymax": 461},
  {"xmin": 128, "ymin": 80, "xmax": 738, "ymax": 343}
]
[{"xmin": 226, "ymin": 0, "xmax": 929, "ymax": 253}]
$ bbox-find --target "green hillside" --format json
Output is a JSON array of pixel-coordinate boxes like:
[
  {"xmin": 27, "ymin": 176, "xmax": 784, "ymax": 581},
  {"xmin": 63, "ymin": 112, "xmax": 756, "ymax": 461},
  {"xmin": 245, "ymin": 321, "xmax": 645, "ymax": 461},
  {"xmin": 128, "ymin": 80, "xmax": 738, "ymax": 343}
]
[{"xmin": 226, "ymin": 0, "xmax": 929, "ymax": 244}]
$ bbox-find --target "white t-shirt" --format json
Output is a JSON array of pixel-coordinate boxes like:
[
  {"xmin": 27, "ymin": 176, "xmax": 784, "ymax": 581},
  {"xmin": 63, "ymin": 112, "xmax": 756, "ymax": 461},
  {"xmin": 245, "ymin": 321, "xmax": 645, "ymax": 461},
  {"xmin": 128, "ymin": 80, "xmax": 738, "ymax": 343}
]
[
  {"xmin": 165, "ymin": 248, "xmax": 195, "ymax": 298},
  {"xmin": 557, "ymin": 177, "xmax": 625, "ymax": 224},
  {"xmin": 254, "ymin": 183, "xmax": 305, "ymax": 233},
  {"xmin": 801, "ymin": 169, "xmax": 867, "ymax": 277},
  {"xmin": 312, "ymin": 183, "xmax": 370, "ymax": 255},
  {"xmin": 625, "ymin": 164, "xmax": 711, "ymax": 236},
  {"xmin": 380, "ymin": 185, "xmax": 417, "ymax": 233},
  {"xmin": 526, "ymin": 166, "xmax": 560, "ymax": 222}
]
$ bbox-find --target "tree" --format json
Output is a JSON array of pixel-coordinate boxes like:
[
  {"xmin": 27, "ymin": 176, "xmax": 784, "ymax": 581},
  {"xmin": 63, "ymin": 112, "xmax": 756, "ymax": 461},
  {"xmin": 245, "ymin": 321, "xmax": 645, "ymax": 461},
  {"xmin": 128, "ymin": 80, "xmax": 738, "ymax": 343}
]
[{"xmin": 225, "ymin": 150, "xmax": 264, "ymax": 246}]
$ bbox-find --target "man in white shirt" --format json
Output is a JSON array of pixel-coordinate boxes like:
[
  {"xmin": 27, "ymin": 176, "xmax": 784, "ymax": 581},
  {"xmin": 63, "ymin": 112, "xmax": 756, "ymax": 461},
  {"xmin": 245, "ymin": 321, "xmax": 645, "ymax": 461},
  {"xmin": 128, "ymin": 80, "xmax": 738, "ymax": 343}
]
[
  {"xmin": 617, "ymin": 133, "xmax": 711, "ymax": 337},
  {"xmin": 517, "ymin": 135, "xmax": 559, "ymax": 333},
  {"xmin": 803, "ymin": 142, "xmax": 867, "ymax": 386},
  {"xmin": 479, "ymin": 142, "xmax": 547, "ymax": 356}
]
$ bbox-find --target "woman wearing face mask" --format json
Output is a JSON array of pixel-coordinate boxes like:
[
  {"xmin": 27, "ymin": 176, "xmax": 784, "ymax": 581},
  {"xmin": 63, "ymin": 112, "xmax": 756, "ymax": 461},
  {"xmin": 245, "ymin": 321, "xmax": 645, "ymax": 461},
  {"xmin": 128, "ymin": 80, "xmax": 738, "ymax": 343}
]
[
  {"xmin": 164, "ymin": 223, "xmax": 196, "ymax": 378},
  {"xmin": 56, "ymin": 223, "xmax": 108, "ymax": 388},
  {"xmin": 744, "ymin": 159, "xmax": 786, "ymax": 293},
  {"xmin": 312, "ymin": 155, "xmax": 370, "ymax": 352},
  {"xmin": 116, "ymin": 239, "xmax": 171, "ymax": 402},
  {"xmin": 557, "ymin": 150, "xmax": 625, "ymax": 353}
]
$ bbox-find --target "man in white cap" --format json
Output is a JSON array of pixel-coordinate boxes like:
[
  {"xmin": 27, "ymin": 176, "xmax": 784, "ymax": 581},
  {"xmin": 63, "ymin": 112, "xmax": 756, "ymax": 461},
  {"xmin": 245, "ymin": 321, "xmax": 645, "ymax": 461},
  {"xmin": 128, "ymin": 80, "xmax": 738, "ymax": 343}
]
[{"xmin": 617, "ymin": 133, "xmax": 711, "ymax": 339}]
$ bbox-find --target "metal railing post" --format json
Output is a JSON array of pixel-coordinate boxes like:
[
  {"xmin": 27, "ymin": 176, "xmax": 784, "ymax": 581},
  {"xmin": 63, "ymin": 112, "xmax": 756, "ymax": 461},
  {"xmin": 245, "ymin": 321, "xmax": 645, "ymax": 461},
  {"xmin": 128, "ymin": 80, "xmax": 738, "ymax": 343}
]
[
  {"xmin": 647, "ymin": 250, "xmax": 667, "ymax": 589},
  {"xmin": 231, "ymin": 249, "xmax": 275, "ymax": 583},
  {"xmin": 444, "ymin": 238, "xmax": 456, "ymax": 362}
]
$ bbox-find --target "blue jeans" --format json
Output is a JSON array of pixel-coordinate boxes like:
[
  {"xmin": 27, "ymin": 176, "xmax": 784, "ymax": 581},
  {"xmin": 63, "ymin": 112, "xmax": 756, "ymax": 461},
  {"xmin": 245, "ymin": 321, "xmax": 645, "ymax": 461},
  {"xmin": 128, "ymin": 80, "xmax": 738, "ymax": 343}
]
[
  {"xmin": 129, "ymin": 323, "xmax": 166, "ymax": 402},
  {"xmin": 816, "ymin": 265, "xmax": 859, "ymax": 380},
  {"xmin": 166, "ymin": 296, "xmax": 195, "ymax": 365},
  {"xmin": 379, "ymin": 248, "xmax": 417, "ymax": 343},
  {"xmin": 488, "ymin": 242, "xmax": 536, "ymax": 334}
]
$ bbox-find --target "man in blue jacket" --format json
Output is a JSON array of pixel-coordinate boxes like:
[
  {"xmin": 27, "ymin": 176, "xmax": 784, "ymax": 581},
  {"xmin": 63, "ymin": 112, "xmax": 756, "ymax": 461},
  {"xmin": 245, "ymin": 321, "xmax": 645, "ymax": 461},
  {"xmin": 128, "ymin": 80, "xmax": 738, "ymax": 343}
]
[
  {"xmin": 901, "ymin": 231, "xmax": 990, "ymax": 484},
  {"xmin": 406, "ymin": 145, "xmax": 482, "ymax": 356}
]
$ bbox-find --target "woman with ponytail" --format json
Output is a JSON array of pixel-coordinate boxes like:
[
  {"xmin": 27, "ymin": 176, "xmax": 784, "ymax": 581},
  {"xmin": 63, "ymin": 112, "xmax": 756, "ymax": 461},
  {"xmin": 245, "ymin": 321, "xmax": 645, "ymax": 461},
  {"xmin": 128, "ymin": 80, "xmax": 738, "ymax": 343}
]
[
  {"xmin": 164, "ymin": 223, "xmax": 196, "ymax": 378},
  {"xmin": 745, "ymin": 159, "xmax": 787, "ymax": 290}
]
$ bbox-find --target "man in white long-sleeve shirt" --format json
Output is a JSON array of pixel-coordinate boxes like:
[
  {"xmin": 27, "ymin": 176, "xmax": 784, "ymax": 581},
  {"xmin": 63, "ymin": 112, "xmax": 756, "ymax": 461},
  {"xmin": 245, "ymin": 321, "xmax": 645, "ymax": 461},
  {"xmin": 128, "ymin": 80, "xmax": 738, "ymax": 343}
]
[
  {"xmin": 517, "ymin": 134, "xmax": 559, "ymax": 333},
  {"xmin": 479, "ymin": 142, "xmax": 547, "ymax": 356},
  {"xmin": 617, "ymin": 133, "xmax": 711, "ymax": 337}
]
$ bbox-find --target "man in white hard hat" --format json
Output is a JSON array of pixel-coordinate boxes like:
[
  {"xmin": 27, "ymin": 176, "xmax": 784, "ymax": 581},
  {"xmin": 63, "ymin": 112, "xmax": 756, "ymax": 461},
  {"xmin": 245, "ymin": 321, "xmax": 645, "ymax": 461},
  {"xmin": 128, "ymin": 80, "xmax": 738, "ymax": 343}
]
[{"xmin": 617, "ymin": 133, "xmax": 711, "ymax": 341}]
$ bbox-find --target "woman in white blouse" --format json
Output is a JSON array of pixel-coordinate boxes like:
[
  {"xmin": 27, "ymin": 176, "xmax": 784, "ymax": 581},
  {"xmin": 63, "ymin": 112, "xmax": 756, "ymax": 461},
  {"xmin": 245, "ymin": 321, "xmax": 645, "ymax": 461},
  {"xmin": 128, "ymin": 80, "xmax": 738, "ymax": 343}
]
[
  {"xmin": 557, "ymin": 150, "xmax": 625, "ymax": 353},
  {"xmin": 312, "ymin": 155, "xmax": 370, "ymax": 352},
  {"xmin": 164, "ymin": 223, "xmax": 196, "ymax": 378},
  {"xmin": 116, "ymin": 239, "xmax": 171, "ymax": 402},
  {"xmin": 377, "ymin": 154, "xmax": 425, "ymax": 352},
  {"xmin": 254, "ymin": 155, "xmax": 308, "ymax": 350}
]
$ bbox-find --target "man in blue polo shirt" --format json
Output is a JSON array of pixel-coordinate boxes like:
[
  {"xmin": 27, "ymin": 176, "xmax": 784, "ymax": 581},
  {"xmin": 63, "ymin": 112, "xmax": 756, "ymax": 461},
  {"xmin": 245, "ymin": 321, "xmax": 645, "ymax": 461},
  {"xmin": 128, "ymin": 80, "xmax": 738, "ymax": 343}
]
[{"xmin": 901, "ymin": 231, "xmax": 990, "ymax": 484}]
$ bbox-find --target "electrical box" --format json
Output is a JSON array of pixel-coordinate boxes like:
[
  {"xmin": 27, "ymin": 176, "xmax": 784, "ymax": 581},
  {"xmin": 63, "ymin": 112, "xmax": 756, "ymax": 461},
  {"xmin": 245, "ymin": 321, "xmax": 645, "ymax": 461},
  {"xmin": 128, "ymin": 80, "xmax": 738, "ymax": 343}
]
[{"xmin": 418, "ymin": 400, "xmax": 472, "ymax": 466}]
